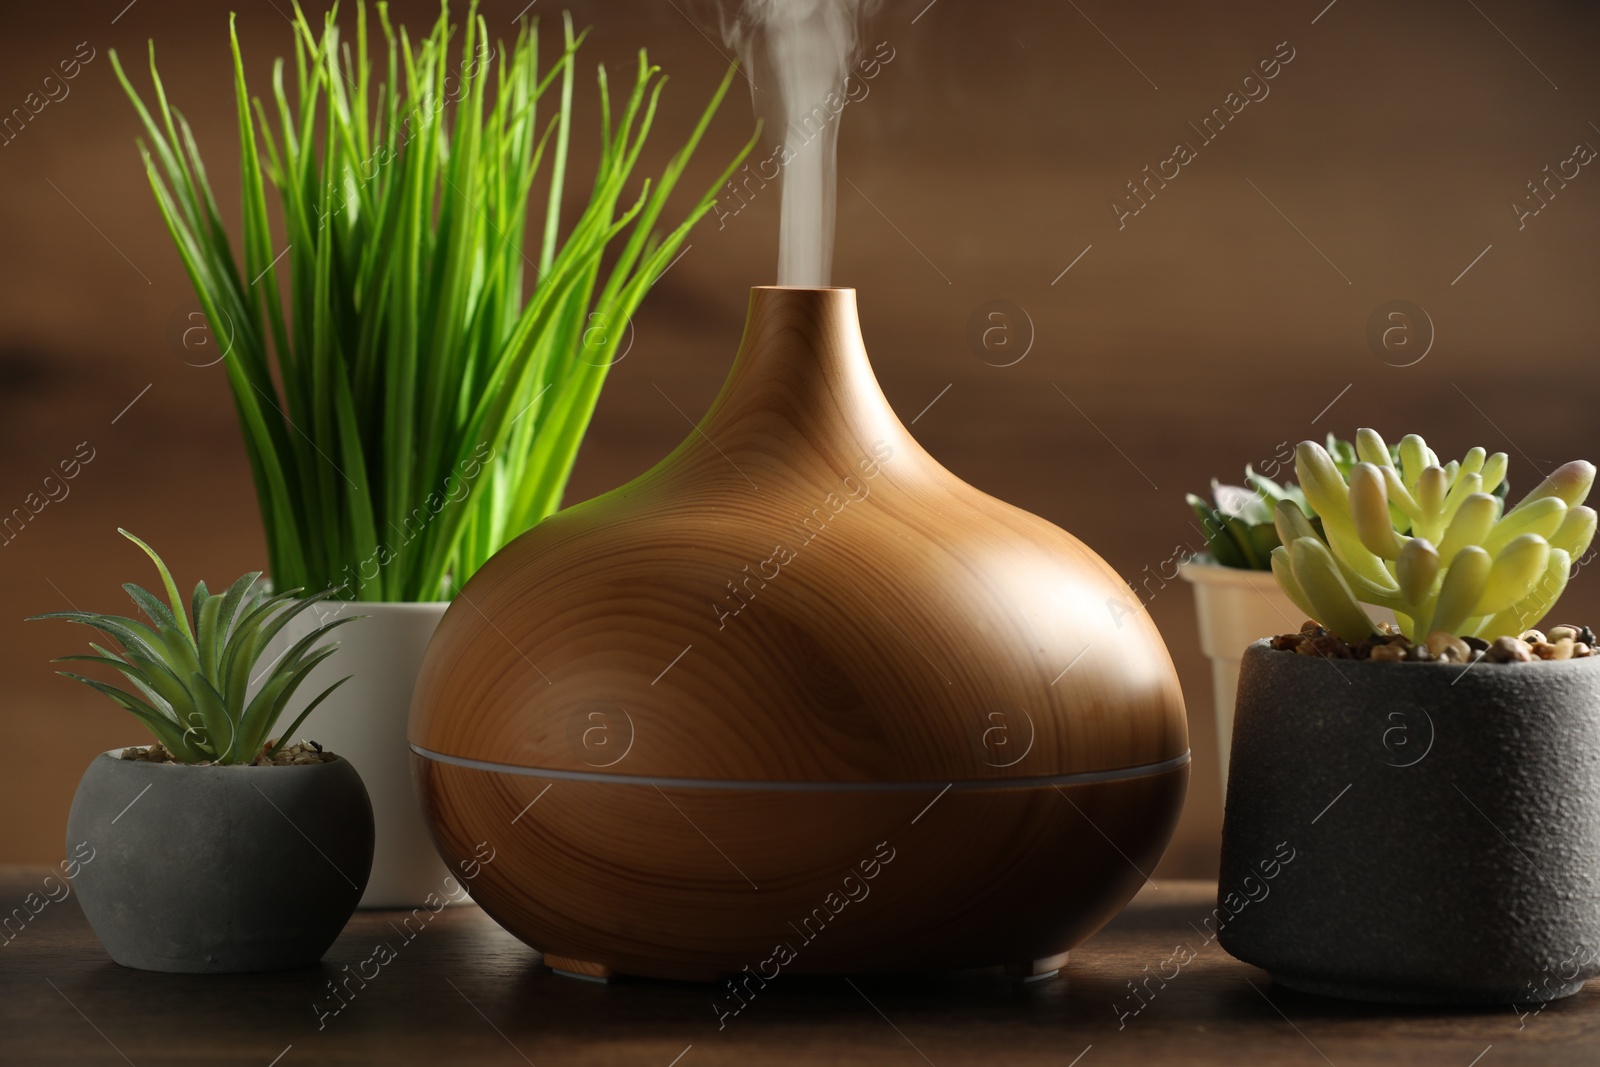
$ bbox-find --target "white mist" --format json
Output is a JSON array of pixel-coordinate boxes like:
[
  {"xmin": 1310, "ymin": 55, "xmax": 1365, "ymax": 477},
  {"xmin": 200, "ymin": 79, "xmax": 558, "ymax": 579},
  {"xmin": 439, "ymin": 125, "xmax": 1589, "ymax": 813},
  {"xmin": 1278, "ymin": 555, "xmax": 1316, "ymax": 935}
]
[{"xmin": 722, "ymin": 0, "xmax": 873, "ymax": 286}]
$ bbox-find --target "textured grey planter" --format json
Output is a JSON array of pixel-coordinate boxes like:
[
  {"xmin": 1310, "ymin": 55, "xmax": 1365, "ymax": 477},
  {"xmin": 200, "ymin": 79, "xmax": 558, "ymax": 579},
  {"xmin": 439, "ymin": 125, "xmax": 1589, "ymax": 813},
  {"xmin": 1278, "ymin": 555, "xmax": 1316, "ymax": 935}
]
[
  {"xmin": 1219, "ymin": 640, "xmax": 1600, "ymax": 1005},
  {"xmin": 67, "ymin": 750, "xmax": 373, "ymax": 972}
]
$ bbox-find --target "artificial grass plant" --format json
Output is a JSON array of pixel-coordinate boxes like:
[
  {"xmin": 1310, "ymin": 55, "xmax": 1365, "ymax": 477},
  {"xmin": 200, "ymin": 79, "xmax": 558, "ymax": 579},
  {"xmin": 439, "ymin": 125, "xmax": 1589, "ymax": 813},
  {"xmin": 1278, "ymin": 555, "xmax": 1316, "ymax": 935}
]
[{"xmin": 112, "ymin": 2, "xmax": 753, "ymax": 600}]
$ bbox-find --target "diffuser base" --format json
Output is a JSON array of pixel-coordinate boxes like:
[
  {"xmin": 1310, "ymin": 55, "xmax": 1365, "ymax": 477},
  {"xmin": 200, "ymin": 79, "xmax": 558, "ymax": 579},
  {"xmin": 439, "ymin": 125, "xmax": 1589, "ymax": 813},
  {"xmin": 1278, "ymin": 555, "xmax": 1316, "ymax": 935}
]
[
  {"xmin": 546, "ymin": 955, "xmax": 615, "ymax": 983},
  {"xmin": 1007, "ymin": 953, "xmax": 1069, "ymax": 983}
]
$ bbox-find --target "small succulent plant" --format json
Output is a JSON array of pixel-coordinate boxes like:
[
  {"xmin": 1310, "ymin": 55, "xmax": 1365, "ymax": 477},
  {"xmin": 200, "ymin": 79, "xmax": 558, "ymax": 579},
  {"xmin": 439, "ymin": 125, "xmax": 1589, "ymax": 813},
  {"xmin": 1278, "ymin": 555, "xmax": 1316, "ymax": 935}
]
[
  {"xmin": 30, "ymin": 530, "xmax": 360, "ymax": 764},
  {"xmin": 1270, "ymin": 430, "xmax": 1596, "ymax": 644},
  {"xmin": 1187, "ymin": 467, "xmax": 1308, "ymax": 570}
]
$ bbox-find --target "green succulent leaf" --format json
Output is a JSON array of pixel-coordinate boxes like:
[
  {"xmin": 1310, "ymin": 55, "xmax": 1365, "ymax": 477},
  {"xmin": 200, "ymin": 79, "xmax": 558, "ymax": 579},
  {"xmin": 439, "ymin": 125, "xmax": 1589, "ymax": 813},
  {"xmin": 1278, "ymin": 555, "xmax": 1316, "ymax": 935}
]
[
  {"xmin": 1480, "ymin": 452, "xmax": 1510, "ymax": 497},
  {"xmin": 1220, "ymin": 515, "xmax": 1268, "ymax": 569},
  {"xmin": 1349, "ymin": 463, "xmax": 1404, "ymax": 559},
  {"xmin": 1475, "ymin": 534, "xmax": 1550, "ymax": 618},
  {"xmin": 1430, "ymin": 545, "xmax": 1491, "ymax": 636},
  {"xmin": 1244, "ymin": 468, "xmax": 1309, "ymax": 514},
  {"xmin": 264, "ymin": 675, "xmax": 351, "ymax": 759},
  {"xmin": 1211, "ymin": 481, "xmax": 1273, "ymax": 525},
  {"xmin": 1270, "ymin": 546, "xmax": 1320, "ymax": 623},
  {"xmin": 1398, "ymin": 435, "xmax": 1430, "ymax": 488},
  {"xmin": 1354, "ymin": 428, "xmax": 1392, "ymax": 470},
  {"xmin": 1438, "ymin": 492, "xmax": 1499, "ymax": 560},
  {"xmin": 1550, "ymin": 506, "xmax": 1597, "ymax": 561},
  {"xmin": 1187, "ymin": 494, "xmax": 1251, "ymax": 569},
  {"xmin": 209, "ymin": 570, "xmax": 262, "ymax": 674},
  {"xmin": 1243, "ymin": 522, "xmax": 1283, "ymax": 569},
  {"xmin": 123, "ymin": 582, "xmax": 177, "ymax": 631},
  {"xmin": 1511, "ymin": 460, "xmax": 1596, "ymax": 513},
  {"xmin": 1413, "ymin": 466, "xmax": 1450, "ymax": 541},
  {"xmin": 1273, "ymin": 497, "xmax": 1318, "ymax": 547},
  {"xmin": 56, "ymin": 652, "xmax": 177, "ymax": 718},
  {"xmin": 118, "ymin": 529, "xmax": 195, "ymax": 644},
  {"xmin": 1378, "ymin": 464, "xmax": 1422, "ymax": 523},
  {"xmin": 1395, "ymin": 538, "xmax": 1440, "ymax": 606},
  {"xmin": 1296, "ymin": 441, "xmax": 1352, "ymax": 518},
  {"xmin": 1479, "ymin": 547, "xmax": 1571, "ymax": 640},
  {"xmin": 189, "ymin": 580, "xmax": 209, "ymax": 631},
  {"xmin": 56, "ymin": 672, "xmax": 195, "ymax": 757},
  {"xmin": 1483, "ymin": 496, "xmax": 1566, "ymax": 556},
  {"xmin": 1288, "ymin": 536, "xmax": 1376, "ymax": 643}
]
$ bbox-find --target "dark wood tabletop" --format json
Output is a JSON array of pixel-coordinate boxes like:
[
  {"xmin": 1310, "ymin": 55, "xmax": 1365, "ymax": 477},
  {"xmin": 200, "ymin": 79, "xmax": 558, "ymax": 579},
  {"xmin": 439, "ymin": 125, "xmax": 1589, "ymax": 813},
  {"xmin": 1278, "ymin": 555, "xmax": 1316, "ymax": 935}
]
[{"xmin": 2, "ymin": 869, "xmax": 1594, "ymax": 1066}]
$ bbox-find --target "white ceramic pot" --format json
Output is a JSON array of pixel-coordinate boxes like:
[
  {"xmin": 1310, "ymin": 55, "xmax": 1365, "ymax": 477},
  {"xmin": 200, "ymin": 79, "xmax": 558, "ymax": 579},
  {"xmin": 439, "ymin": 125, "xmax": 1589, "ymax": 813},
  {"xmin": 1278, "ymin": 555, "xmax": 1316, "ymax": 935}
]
[
  {"xmin": 1180, "ymin": 557, "xmax": 1396, "ymax": 787},
  {"xmin": 267, "ymin": 601, "xmax": 452, "ymax": 907}
]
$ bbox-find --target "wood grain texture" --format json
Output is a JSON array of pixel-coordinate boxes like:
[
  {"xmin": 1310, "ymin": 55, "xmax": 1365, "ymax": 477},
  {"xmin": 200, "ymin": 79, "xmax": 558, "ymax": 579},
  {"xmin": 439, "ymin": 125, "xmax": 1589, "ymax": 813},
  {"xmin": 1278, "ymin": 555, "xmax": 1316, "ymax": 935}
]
[
  {"xmin": 409, "ymin": 286, "xmax": 1189, "ymax": 979},
  {"xmin": 5, "ymin": 869, "xmax": 1595, "ymax": 1066},
  {"xmin": 414, "ymin": 757, "xmax": 1187, "ymax": 981},
  {"xmin": 411, "ymin": 287, "xmax": 1189, "ymax": 784}
]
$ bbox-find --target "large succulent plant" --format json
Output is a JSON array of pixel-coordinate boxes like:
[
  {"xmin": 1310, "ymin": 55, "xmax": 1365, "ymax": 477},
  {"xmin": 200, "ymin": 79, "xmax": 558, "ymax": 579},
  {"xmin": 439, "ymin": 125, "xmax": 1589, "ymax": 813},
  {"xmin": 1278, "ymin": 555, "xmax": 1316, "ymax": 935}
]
[
  {"xmin": 1271, "ymin": 430, "xmax": 1595, "ymax": 643},
  {"xmin": 30, "ymin": 530, "xmax": 359, "ymax": 764}
]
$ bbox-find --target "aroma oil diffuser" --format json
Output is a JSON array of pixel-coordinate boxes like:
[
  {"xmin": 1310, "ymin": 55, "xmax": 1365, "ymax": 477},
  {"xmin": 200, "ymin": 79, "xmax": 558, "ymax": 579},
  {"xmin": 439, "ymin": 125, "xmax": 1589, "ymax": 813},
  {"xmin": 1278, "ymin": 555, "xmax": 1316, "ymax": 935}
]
[{"xmin": 409, "ymin": 286, "xmax": 1189, "ymax": 981}]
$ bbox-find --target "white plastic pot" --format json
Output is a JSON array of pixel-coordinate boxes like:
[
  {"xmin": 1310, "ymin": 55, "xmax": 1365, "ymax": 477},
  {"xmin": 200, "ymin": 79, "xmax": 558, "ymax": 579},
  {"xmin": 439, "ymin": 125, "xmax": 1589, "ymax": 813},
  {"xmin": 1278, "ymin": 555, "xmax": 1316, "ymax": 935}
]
[
  {"xmin": 1179, "ymin": 559, "xmax": 1304, "ymax": 788},
  {"xmin": 267, "ymin": 601, "xmax": 453, "ymax": 908},
  {"xmin": 1180, "ymin": 557, "xmax": 1395, "ymax": 787}
]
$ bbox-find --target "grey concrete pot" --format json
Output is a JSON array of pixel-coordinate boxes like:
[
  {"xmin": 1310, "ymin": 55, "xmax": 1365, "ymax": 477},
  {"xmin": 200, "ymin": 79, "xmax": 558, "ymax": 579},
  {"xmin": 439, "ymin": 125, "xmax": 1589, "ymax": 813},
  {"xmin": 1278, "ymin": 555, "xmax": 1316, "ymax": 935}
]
[
  {"xmin": 1218, "ymin": 640, "xmax": 1600, "ymax": 1005},
  {"xmin": 66, "ymin": 749, "xmax": 373, "ymax": 973}
]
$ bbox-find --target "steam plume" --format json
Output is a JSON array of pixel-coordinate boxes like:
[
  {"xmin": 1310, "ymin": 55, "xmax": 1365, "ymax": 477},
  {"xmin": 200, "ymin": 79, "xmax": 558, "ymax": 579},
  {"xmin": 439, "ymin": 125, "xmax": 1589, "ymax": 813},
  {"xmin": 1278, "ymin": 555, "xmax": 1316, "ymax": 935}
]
[{"xmin": 720, "ymin": 0, "xmax": 876, "ymax": 286}]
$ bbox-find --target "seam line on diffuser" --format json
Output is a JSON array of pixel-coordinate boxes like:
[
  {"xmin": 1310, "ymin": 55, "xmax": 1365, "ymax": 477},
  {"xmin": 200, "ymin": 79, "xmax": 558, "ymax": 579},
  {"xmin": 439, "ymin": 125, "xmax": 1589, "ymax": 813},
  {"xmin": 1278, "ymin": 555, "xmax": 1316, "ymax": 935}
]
[{"xmin": 408, "ymin": 745, "xmax": 1190, "ymax": 791}]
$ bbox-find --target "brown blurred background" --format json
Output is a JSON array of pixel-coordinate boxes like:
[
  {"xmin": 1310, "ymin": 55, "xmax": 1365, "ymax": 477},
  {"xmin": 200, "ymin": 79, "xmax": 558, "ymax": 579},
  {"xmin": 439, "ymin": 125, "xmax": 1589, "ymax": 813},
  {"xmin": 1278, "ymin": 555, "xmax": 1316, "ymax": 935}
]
[{"xmin": 2, "ymin": 0, "xmax": 1597, "ymax": 876}]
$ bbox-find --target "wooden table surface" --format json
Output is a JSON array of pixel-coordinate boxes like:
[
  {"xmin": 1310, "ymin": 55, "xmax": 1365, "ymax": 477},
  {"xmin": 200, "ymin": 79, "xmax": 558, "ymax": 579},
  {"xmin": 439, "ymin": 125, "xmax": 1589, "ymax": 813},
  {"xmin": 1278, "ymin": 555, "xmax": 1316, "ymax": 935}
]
[{"xmin": 2, "ymin": 871, "xmax": 1594, "ymax": 1066}]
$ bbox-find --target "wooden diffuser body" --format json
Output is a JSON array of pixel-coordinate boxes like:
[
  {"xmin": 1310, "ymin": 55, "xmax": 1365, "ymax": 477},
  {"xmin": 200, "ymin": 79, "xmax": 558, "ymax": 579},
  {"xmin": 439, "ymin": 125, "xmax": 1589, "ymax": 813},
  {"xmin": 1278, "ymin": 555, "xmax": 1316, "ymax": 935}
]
[{"xmin": 410, "ymin": 287, "xmax": 1189, "ymax": 982}]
